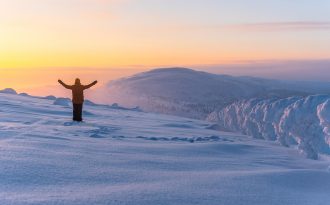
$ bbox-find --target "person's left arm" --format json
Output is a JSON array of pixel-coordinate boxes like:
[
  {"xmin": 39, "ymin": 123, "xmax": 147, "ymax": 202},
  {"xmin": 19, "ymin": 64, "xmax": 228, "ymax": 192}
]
[{"xmin": 83, "ymin": 80, "xmax": 98, "ymax": 90}]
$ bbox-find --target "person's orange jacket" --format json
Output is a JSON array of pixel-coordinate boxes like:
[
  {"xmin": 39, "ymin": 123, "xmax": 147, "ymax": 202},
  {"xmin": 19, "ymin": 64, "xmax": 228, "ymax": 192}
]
[{"xmin": 58, "ymin": 80, "xmax": 97, "ymax": 104}]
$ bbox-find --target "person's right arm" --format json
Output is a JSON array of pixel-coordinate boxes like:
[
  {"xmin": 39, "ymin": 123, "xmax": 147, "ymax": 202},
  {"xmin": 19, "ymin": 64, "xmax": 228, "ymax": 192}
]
[{"xmin": 58, "ymin": 80, "xmax": 73, "ymax": 89}]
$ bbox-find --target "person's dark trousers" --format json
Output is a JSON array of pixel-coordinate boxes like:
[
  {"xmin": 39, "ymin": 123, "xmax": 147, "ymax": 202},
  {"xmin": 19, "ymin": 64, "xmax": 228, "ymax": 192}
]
[{"xmin": 73, "ymin": 103, "xmax": 83, "ymax": 122}]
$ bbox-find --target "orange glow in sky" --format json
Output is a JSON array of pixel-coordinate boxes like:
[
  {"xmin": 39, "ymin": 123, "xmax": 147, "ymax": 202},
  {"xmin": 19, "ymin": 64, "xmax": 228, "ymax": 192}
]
[{"xmin": 0, "ymin": 0, "xmax": 330, "ymax": 95}]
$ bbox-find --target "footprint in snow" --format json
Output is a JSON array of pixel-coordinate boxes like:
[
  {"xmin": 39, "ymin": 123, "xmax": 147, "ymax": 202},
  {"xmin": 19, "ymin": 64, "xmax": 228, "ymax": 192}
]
[
  {"xmin": 135, "ymin": 135, "xmax": 226, "ymax": 143},
  {"xmin": 88, "ymin": 126, "xmax": 121, "ymax": 138}
]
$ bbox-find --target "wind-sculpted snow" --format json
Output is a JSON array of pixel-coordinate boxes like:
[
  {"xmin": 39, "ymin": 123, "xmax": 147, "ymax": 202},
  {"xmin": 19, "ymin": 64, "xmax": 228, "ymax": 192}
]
[
  {"xmin": 207, "ymin": 95, "xmax": 330, "ymax": 159},
  {"xmin": 1, "ymin": 92, "xmax": 330, "ymax": 204}
]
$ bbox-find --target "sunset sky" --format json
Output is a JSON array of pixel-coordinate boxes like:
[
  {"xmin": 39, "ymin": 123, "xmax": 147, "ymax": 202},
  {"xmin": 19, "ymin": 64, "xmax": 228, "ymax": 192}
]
[{"xmin": 0, "ymin": 0, "xmax": 330, "ymax": 94}]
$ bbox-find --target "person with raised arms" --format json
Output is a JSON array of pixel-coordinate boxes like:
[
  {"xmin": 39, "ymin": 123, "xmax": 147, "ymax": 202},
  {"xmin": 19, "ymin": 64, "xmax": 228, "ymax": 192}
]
[{"xmin": 58, "ymin": 78, "xmax": 97, "ymax": 122}]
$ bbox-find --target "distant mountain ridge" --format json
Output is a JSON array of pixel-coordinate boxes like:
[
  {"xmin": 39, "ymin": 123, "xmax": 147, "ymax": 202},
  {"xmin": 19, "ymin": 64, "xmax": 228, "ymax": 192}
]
[{"xmin": 92, "ymin": 67, "xmax": 328, "ymax": 119}]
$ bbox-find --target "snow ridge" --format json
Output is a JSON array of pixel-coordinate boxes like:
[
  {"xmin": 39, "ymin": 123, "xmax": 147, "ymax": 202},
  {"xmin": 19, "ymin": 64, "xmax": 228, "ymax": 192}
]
[{"xmin": 207, "ymin": 95, "xmax": 330, "ymax": 159}]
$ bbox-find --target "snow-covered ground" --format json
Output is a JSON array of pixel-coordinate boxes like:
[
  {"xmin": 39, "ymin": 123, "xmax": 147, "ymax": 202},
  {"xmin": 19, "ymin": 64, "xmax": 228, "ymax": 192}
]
[
  {"xmin": 207, "ymin": 95, "xmax": 330, "ymax": 159},
  {"xmin": 1, "ymin": 92, "xmax": 330, "ymax": 205}
]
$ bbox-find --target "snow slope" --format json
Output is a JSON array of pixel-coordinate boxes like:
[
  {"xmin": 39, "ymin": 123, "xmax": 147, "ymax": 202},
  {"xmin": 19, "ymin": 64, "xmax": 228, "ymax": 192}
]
[
  {"xmin": 92, "ymin": 68, "xmax": 313, "ymax": 119},
  {"xmin": 1, "ymin": 92, "xmax": 330, "ymax": 205},
  {"xmin": 207, "ymin": 95, "xmax": 330, "ymax": 159}
]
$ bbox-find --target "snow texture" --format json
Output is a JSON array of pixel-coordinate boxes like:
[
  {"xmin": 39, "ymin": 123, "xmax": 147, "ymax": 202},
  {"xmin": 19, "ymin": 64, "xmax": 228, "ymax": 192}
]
[
  {"xmin": 207, "ymin": 95, "xmax": 330, "ymax": 159},
  {"xmin": 0, "ymin": 92, "xmax": 330, "ymax": 205}
]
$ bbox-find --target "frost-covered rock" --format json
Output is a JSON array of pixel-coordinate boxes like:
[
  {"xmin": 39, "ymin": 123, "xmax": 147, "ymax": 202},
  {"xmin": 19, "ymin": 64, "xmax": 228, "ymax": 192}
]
[
  {"xmin": 0, "ymin": 88, "xmax": 17, "ymax": 95},
  {"xmin": 317, "ymin": 100, "xmax": 330, "ymax": 151},
  {"xmin": 207, "ymin": 95, "xmax": 330, "ymax": 159}
]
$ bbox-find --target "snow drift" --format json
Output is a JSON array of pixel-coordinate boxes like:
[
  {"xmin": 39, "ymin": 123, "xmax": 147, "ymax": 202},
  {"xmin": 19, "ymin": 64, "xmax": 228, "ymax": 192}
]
[
  {"xmin": 207, "ymin": 95, "xmax": 330, "ymax": 159},
  {"xmin": 1, "ymin": 89, "xmax": 330, "ymax": 205}
]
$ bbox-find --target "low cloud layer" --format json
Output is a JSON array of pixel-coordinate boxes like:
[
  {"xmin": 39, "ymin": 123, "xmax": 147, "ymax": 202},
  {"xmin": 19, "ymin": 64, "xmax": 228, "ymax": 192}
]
[
  {"xmin": 227, "ymin": 21, "xmax": 330, "ymax": 31},
  {"xmin": 195, "ymin": 59, "xmax": 330, "ymax": 81}
]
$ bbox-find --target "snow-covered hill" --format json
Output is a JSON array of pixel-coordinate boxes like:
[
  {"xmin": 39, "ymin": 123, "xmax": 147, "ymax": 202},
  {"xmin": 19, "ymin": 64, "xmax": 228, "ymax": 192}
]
[
  {"xmin": 92, "ymin": 68, "xmax": 330, "ymax": 119},
  {"xmin": 1, "ymin": 91, "xmax": 330, "ymax": 204},
  {"xmin": 207, "ymin": 95, "xmax": 330, "ymax": 159},
  {"xmin": 88, "ymin": 68, "xmax": 330, "ymax": 160}
]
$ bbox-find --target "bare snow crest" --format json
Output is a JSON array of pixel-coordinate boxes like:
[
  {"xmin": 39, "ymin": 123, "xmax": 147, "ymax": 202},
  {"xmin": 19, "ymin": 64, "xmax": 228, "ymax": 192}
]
[{"xmin": 207, "ymin": 95, "xmax": 330, "ymax": 159}]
